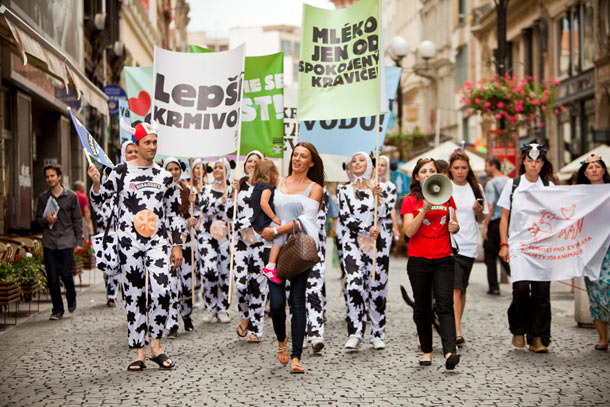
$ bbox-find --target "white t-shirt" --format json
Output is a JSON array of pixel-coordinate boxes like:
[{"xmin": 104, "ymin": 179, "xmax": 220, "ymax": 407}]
[
  {"xmin": 451, "ymin": 182, "xmax": 489, "ymax": 258},
  {"xmin": 497, "ymin": 174, "xmax": 555, "ymax": 211}
]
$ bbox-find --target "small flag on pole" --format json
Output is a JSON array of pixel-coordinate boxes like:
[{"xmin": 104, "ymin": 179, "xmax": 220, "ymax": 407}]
[{"xmin": 68, "ymin": 107, "xmax": 114, "ymax": 168}]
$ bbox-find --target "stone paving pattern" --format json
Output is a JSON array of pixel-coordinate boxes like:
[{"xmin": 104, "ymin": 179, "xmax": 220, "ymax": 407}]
[{"xmin": 1, "ymin": 249, "xmax": 609, "ymax": 406}]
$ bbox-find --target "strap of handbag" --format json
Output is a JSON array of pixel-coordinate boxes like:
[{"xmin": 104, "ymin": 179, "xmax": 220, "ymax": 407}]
[
  {"xmin": 290, "ymin": 219, "xmax": 302, "ymax": 236},
  {"xmin": 102, "ymin": 164, "xmax": 128, "ymax": 249}
]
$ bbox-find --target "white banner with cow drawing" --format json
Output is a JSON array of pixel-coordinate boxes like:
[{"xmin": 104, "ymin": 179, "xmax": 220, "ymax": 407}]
[
  {"xmin": 508, "ymin": 184, "xmax": 610, "ymax": 282},
  {"xmin": 152, "ymin": 45, "xmax": 246, "ymax": 157}
]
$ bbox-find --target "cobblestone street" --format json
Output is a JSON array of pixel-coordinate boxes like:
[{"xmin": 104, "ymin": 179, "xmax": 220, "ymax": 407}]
[{"xmin": 1, "ymin": 250, "xmax": 609, "ymax": 406}]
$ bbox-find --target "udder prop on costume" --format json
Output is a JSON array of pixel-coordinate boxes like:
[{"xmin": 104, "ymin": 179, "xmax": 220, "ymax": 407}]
[{"xmin": 134, "ymin": 209, "xmax": 158, "ymax": 238}]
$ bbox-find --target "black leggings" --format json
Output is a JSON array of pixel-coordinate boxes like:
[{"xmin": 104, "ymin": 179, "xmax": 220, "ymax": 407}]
[
  {"xmin": 407, "ymin": 256, "xmax": 456, "ymax": 355},
  {"xmin": 265, "ymin": 248, "xmax": 310, "ymax": 359}
]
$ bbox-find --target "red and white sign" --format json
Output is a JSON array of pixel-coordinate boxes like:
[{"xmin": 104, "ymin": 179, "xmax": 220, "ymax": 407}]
[
  {"xmin": 508, "ymin": 184, "xmax": 610, "ymax": 282},
  {"xmin": 489, "ymin": 130, "xmax": 518, "ymax": 178}
]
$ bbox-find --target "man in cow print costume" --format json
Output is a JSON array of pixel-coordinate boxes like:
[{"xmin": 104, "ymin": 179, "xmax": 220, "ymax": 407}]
[
  {"xmin": 163, "ymin": 157, "xmax": 197, "ymax": 337},
  {"xmin": 233, "ymin": 151, "xmax": 268, "ymax": 342},
  {"xmin": 90, "ymin": 122, "xmax": 183, "ymax": 371},
  {"xmin": 338, "ymin": 152, "xmax": 390, "ymax": 350},
  {"xmin": 198, "ymin": 158, "xmax": 234, "ymax": 323}
]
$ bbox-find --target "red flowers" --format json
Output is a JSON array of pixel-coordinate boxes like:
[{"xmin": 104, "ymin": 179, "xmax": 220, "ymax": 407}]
[{"xmin": 458, "ymin": 73, "xmax": 562, "ymax": 128}]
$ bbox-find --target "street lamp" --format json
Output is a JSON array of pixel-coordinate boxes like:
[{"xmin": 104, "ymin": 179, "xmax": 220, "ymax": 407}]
[
  {"xmin": 417, "ymin": 40, "xmax": 436, "ymax": 70},
  {"xmin": 390, "ymin": 36, "xmax": 410, "ymax": 59},
  {"xmin": 390, "ymin": 36, "xmax": 410, "ymax": 134}
]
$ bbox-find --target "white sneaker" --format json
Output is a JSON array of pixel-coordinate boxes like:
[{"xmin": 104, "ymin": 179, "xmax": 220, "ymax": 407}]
[
  {"xmin": 371, "ymin": 339, "xmax": 385, "ymax": 350},
  {"xmin": 201, "ymin": 310, "xmax": 215, "ymax": 323},
  {"xmin": 344, "ymin": 336, "xmax": 361, "ymax": 350},
  {"xmin": 311, "ymin": 339, "xmax": 325, "ymax": 353},
  {"xmin": 216, "ymin": 312, "xmax": 231, "ymax": 323}
]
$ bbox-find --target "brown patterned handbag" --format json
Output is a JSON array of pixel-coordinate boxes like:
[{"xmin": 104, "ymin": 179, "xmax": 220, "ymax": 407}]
[{"xmin": 276, "ymin": 220, "xmax": 320, "ymax": 281}]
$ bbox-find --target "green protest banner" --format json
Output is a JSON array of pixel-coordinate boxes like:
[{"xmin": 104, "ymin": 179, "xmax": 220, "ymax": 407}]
[
  {"xmin": 123, "ymin": 66, "xmax": 153, "ymax": 123},
  {"xmin": 297, "ymin": 0, "xmax": 384, "ymax": 121},
  {"xmin": 191, "ymin": 45, "xmax": 284, "ymax": 158}
]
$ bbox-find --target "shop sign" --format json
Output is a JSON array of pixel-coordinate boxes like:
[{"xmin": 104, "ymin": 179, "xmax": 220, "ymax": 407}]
[{"xmin": 102, "ymin": 85, "xmax": 127, "ymax": 115}]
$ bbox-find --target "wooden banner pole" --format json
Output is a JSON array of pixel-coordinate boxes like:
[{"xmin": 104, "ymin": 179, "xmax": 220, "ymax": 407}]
[
  {"xmin": 372, "ymin": 111, "xmax": 380, "ymax": 283},
  {"xmin": 189, "ymin": 158, "xmax": 196, "ymax": 306},
  {"xmin": 228, "ymin": 129, "xmax": 243, "ymax": 306}
]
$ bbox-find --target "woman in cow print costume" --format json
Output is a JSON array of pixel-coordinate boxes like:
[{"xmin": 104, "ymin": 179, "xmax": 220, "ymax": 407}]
[
  {"xmin": 338, "ymin": 152, "xmax": 390, "ymax": 351},
  {"xmin": 371, "ymin": 156, "xmax": 399, "ymax": 346},
  {"xmin": 188, "ymin": 159, "xmax": 206, "ymax": 306},
  {"xmin": 198, "ymin": 158, "xmax": 234, "ymax": 323},
  {"xmin": 89, "ymin": 122, "xmax": 184, "ymax": 371},
  {"xmin": 232, "ymin": 150, "xmax": 268, "ymax": 342},
  {"xmin": 163, "ymin": 157, "xmax": 197, "ymax": 337},
  {"xmin": 306, "ymin": 187, "xmax": 330, "ymax": 353}
]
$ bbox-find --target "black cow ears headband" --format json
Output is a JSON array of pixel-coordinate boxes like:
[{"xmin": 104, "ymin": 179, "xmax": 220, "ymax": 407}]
[{"xmin": 520, "ymin": 142, "xmax": 548, "ymax": 160}]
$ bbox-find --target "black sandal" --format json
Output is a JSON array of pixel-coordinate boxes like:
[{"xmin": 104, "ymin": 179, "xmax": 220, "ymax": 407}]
[
  {"xmin": 127, "ymin": 360, "xmax": 146, "ymax": 372},
  {"xmin": 237, "ymin": 324, "xmax": 247, "ymax": 338},
  {"xmin": 149, "ymin": 353, "xmax": 175, "ymax": 369}
]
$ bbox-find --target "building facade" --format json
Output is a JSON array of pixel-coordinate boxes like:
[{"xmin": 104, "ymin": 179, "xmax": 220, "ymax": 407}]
[
  {"xmin": 0, "ymin": 0, "xmax": 109, "ymax": 234},
  {"xmin": 0, "ymin": 0, "xmax": 189, "ymax": 235},
  {"xmin": 473, "ymin": 0, "xmax": 609, "ymax": 170}
]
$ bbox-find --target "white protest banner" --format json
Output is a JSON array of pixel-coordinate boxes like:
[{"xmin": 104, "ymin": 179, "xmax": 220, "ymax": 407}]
[
  {"xmin": 509, "ymin": 184, "xmax": 610, "ymax": 282},
  {"xmin": 152, "ymin": 45, "xmax": 246, "ymax": 157}
]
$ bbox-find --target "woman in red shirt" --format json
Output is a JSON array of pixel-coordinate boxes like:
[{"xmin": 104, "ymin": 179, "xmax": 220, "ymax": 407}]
[{"xmin": 401, "ymin": 158, "xmax": 461, "ymax": 370}]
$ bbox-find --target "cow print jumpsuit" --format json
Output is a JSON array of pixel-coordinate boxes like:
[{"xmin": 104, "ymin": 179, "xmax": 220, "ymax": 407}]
[
  {"xmin": 372, "ymin": 179, "xmax": 397, "ymax": 341},
  {"xmin": 233, "ymin": 180, "xmax": 268, "ymax": 338},
  {"xmin": 89, "ymin": 170, "xmax": 121, "ymax": 304},
  {"xmin": 306, "ymin": 188, "xmax": 329, "ymax": 343},
  {"xmin": 166, "ymin": 182, "xmax": 197, "ymax": 333},
  {"xmin": 198, "ymin": 184, "xmax": 233, "ymax": 316},
  {"xmin": 91, "ymin": 162, "xmax": 184, "ymax": 348},
  {"xmin": 338, "ymin": 183, "xmax": 391, "ymax": 342}
]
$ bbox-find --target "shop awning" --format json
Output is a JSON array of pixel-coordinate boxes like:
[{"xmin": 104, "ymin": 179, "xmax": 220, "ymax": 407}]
[
  {"xmin": 557, "ymin": 144, "xmax": 610, "ymax": 181},
  {"xmin": 398, "ymin": 141, "xmax": 487, "ymax": 176},
  {"xmin": 0, "ymin": 5, "xmax": 108, "ymax": 117}
]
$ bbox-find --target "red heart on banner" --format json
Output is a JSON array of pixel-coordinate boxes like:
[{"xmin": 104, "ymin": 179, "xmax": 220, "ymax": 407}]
[{"xmin": 128, "ymin": 91, "xmax": 151, "ymax": 117}]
